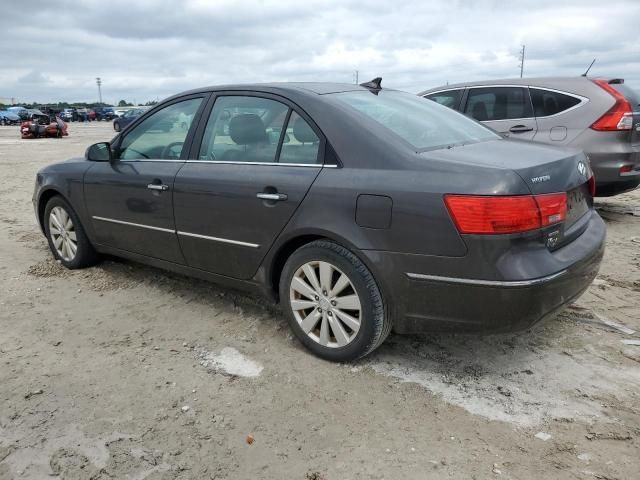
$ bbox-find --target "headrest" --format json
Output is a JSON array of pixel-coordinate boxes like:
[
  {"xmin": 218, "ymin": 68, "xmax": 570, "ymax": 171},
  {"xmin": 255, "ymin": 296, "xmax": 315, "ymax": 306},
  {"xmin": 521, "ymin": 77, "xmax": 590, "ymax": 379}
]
[
  {"xmin": 292, "ymin": 117, "xmax": 317, "ymax": 143},
  {"xmin": 228, "ymin": 114, "xmax": 267, "ymax": 145}
]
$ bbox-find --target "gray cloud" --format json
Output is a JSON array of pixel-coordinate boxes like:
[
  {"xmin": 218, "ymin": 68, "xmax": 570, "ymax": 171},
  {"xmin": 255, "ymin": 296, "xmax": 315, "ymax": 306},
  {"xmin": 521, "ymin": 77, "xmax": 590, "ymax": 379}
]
[{"xmin": 1, "ymin": 0, "xmax": 638, "ymax": 104}]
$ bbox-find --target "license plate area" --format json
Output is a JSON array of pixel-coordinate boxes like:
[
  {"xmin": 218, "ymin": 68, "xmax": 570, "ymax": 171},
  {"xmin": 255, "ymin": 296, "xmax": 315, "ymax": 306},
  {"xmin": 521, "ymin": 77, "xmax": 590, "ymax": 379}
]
[{"xmin": 566, "ymin": 184, "xmax": 590, "ymax": 227}]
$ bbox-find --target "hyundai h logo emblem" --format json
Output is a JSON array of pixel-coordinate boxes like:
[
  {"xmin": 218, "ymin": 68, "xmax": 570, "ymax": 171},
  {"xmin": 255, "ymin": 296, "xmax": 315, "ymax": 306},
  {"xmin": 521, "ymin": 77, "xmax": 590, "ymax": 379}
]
[{"xmin": 577, "ymin": 161, "xmax": 586, "ymax": 176}]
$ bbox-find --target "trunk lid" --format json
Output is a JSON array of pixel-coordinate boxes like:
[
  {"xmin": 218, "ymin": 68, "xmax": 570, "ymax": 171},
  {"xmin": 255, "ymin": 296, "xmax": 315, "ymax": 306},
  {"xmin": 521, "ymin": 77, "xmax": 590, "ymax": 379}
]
[{"xmin": 421, "ymin": 138, "xmax": 593, "ymax": 230}]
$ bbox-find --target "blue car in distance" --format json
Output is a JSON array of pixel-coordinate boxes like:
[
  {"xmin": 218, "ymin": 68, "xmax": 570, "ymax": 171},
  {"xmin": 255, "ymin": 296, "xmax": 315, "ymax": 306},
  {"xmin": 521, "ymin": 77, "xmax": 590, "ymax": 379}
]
[
  {"xmin": 0, "ymin": 110, "xmax": 21, "ymax": 125},
  {"xmin": 113, "ymin": 108, "xmax": 147, "ymax": 131}
]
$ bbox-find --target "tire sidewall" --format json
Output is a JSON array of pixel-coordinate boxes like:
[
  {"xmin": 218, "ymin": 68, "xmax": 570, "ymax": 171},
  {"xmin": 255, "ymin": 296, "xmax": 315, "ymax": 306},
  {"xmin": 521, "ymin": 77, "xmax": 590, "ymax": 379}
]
[
  {"xmin": 279, "ymin": 242, "xmax": 383, "ymax": 362},
  {"xmin": 43, "ymin": 196, "xmax": 94, "ymax": 269}
]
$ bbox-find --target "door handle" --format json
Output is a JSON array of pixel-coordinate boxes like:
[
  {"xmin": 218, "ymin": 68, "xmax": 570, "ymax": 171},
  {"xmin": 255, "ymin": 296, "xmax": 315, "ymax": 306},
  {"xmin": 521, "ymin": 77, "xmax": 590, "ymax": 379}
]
[
  {"xmin": 509, "ymin": 125, "xmax": 534, "ymax": 133},
  {"xmin": 147, "ymin": 183, "xmax": 169, "ymax": 191},
  {"xmin": 256, "ymin": 192, "xmax": 287, "ymax": 201}
]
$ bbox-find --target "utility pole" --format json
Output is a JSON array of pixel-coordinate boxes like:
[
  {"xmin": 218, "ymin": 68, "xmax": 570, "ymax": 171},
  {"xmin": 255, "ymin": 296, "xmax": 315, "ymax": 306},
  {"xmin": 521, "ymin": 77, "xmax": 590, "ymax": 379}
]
[
  {"xmin": 518, "ymin": 45, "xmax": 525, "ymax": 78},
  {"xmin": 96, "ymin": 77, "xmax": 103, "ymax": 105},
  {"xmin": 354, "ymin": 70, "xmax": 359, "ymax": 84}
]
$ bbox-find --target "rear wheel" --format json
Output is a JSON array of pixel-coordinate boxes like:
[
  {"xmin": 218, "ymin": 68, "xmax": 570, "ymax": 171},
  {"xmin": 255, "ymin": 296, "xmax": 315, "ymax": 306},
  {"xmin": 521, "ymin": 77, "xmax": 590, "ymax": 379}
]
[
  {"xmin": 44, "ymin": 196, "xmax": 99, "ymax": 269},
  {"xmin": 279, "ymin": 240, "xmax": 390, "ymax": 361}
]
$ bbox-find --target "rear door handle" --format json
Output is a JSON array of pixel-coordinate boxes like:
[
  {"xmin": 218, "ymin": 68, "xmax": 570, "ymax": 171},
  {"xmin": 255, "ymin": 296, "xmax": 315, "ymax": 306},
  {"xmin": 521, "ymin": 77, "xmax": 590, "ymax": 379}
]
[
  {"xmin": 147, "ymin": 183, "xmax": 169, "ymax": 191},
  {"xmin": 509, "ymin": 125, "xmax": 534, "ymax": 133},
  {"xmin": 256, "ymin": 193, "xmax": 288, "ymax": 201}
]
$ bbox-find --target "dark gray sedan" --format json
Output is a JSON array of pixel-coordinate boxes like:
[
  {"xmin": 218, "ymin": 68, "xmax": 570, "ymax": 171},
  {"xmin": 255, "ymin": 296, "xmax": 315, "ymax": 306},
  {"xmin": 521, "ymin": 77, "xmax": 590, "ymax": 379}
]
[{"xmin": 33, "ymin": 81, "xmax": 605, "ymax": 361}]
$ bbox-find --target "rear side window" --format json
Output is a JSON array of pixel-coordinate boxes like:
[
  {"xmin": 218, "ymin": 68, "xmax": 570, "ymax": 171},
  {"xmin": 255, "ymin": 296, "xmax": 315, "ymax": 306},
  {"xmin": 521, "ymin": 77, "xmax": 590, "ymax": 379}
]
[
  {"xmin": 530, "ymin": 88, "xmax": 581, "ymax": 117},
  {"xmin": 425, "ymin": 89, "xmax": 463, "ymax": 110},
  {"xmin": 199, "ymin": 96, "xmax": 288, "ymax": 163},
  {"xmin": 464, "ymin": 87, "xmax": 533, "ymax": 121},
  {"xmin": 279, "ymin": 112, "xmax": 320, "ymax": 164}
]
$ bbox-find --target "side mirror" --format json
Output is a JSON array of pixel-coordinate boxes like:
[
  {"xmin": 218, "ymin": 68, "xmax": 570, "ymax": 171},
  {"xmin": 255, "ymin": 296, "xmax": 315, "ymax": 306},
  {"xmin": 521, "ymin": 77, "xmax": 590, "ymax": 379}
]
[{"xmin": 86, "ymin": 142, "xmax": 113, "ymax": 162}]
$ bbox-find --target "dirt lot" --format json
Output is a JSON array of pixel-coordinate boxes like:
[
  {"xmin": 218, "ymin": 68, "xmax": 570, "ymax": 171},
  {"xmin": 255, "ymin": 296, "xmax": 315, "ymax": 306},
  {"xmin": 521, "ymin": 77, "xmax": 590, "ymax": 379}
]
[{"xmin": 0, "ymin": 122, "xmax": 639, "ymax": 480}]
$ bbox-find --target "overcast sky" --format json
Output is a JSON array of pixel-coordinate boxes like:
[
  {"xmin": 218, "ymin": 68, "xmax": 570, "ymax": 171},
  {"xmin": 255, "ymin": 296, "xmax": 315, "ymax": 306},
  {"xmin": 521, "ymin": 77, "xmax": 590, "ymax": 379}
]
[{"xmin": 1, "ymin": 0, "xmax": 639, "ymax": 105}]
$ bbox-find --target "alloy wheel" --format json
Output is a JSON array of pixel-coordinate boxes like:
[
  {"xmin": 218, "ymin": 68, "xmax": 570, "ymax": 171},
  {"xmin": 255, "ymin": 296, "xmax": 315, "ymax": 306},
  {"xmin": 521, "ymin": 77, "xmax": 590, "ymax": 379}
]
[
  {"xmin": 49, "ymin": 206, "xmax": 78, "ymax": 262},
  {"xmin": 289, "ymin": 260, "xmax": 362, "ymax": 348}
]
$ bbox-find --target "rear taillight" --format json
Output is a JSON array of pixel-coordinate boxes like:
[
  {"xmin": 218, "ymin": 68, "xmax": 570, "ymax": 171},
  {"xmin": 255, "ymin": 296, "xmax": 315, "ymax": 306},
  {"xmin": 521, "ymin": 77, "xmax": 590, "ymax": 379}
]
[
  {"xmin": 590, "ymin": 79, "xmax": 633, "ymax": 131},
  {"xmin": 588, "ymin": 174, "xmax": 596, "ymax": 196},
  {"xmin": 444, "ymin": 193, "xmax": 567, "ymax": 234},
  {"xmin": 620, "ymin": 164, "xmax": 634, "ymax": 174}
]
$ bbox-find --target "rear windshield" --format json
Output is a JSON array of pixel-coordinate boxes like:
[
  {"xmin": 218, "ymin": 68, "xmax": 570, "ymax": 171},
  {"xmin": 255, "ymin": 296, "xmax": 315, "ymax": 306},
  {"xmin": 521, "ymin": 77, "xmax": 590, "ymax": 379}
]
[
  {"xmin": 333, "ymin": 90, "xmax": 499, "ymax": 150},
  {"xmin": 612, "ymin": 84, "xmax": 640, "ymax": 109}
]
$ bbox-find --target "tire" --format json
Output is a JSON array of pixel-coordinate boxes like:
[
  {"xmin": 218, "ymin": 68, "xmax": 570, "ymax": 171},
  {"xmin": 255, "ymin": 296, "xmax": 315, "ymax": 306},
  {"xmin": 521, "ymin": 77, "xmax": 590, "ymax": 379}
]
[
  {"xmin": 114, "ymin": 122, "xmax": 121, "ymax": 132},
  {"xmin": 279, "ymin": 240, "xmax": 390, "ymax": 361},
  {"xmin": 43, "ymin": 196, "xmax": 99, "ymax": 269}
]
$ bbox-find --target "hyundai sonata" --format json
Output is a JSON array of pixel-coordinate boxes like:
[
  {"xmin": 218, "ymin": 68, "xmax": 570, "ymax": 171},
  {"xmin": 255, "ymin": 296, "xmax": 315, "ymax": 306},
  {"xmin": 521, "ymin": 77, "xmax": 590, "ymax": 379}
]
[{"xmin": 33, "ymin": 79, "xmax": 605, "ymax": 361}]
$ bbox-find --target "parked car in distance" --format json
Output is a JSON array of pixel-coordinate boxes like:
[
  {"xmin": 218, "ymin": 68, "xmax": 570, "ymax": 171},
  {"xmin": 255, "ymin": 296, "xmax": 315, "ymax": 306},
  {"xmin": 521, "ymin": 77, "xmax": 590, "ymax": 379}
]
[
  {"xmin": 112, "ymin": 107, "xmax": 146, "ymax": 131},
  {"xmin": 25, "ymin": 108, "xmax": 45, "ymax": 120},
  {"xmin": 34, "ymin": 81, "xmax": 605, "ymax": 361},
  {"xmin": 59, "ymin": 108, "xmax": 77, "ymax": 122},
  {"xmin": 7, "ymin": 106, "xmax": 29, "ymax": 120},
  {"xmin": 421, "ymin": 77, "xmax": 640, "ymax": 196},
  {"xmin": 94, "ymin": 106, "xmax": 117, "ymax": 121},
  {"xmin": 0, "ymin": 110, "xmax": 21, "ymax": 125}
]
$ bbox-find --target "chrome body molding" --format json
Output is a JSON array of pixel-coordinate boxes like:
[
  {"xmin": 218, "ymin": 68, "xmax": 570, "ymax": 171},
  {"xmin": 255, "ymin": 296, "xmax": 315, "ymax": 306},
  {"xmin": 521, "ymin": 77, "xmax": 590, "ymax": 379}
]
[
  {"xmin": 177, "ymin": 230, "xmax": 260, "ymax": 248},
  {"xmin": 92, "ymin": 216, "xmax": 175, "ymax": 233},
  {"xmin": 185, "ymin": 160, "xmax": 330, "ymax": 168},
  {"xmin": 92, "ymin": 216, "xmax": 260, "ymax": 248},
  {"xmin": 405, "ymin": 270, "xmax": 568, "ymax": 287}
]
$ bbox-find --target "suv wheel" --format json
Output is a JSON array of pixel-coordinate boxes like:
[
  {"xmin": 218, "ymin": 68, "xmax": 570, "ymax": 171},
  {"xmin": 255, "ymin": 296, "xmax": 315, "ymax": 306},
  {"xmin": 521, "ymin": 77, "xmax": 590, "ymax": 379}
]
[{"xmin": 279, "ymin": 240, "xmax": 391, "ymax": 361}]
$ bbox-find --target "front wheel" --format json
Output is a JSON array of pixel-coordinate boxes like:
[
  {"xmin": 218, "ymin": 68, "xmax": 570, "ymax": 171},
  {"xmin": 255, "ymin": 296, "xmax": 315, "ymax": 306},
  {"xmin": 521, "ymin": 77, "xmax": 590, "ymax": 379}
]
[
  {"xmin": 114, "ymin": 122, "xmax": 121, "ymax": 132},
  {"xmin": 44, "ymin": 196, "xmax": 99, "ymax": 269},
  {"xmin": 279, "ymin": 240, "xmax": 391, "ymax": 361}
]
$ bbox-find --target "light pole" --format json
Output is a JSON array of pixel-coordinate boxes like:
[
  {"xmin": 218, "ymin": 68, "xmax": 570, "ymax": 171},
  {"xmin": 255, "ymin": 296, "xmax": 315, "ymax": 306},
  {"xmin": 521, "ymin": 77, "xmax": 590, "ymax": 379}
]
[{"xmin": 96, "ymin": 77, "xmax": 103, "ymax": 105}]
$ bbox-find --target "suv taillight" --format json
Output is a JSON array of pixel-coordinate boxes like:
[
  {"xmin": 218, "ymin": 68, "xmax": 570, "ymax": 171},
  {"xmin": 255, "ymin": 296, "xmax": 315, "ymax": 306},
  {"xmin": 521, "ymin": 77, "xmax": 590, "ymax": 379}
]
[
  {"xmin": 444, "ymin": 193, "xmax": 567, "ymax": 234},
  {"xmin": 588, "ymin": 174, "xmax": 596, "ymax": 196},
  {"xmin": 591, "ymin": 79, "xmax": 634, "ymax": 131}
]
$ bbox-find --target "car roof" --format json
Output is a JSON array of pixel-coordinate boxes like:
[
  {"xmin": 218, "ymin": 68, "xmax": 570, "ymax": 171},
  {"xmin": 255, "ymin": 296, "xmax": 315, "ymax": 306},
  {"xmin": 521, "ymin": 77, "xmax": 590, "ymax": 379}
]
[
  {"xmin": 165, "ymin": 82, "xmax": 377, "ymax": 102},
  {"xmin": 419, "ymin": 76, "xmax": 604, "ymax": 95}
]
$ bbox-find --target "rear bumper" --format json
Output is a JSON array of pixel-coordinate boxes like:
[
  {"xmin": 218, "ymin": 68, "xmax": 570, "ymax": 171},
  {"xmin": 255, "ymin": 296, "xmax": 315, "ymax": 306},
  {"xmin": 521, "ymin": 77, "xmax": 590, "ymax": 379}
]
[
  {"xmin": 363, "ymin": 211, "xmax": 606, "ymax": 334},
  {"xmin": 588, "ymin": 150, "xmax": 640, "ymax": 196}
]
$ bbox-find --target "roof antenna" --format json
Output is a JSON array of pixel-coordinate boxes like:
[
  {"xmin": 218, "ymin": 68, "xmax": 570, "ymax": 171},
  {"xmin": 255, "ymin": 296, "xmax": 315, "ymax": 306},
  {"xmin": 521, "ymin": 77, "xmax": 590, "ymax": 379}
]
[
  {"xmin": 581, "ymin": 58, "xmax": 596, "ymax": 77},
  {"xmin": 360, "ymin": 77, "xmax": 382, "ymax": 91}
]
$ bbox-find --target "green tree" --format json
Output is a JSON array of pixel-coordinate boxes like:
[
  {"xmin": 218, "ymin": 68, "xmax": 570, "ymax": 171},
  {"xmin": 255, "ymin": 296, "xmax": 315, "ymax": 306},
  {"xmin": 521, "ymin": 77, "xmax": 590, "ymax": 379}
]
[{"xmin": 117, "ymin": 99, "xmax": 133, "ymax": 107}]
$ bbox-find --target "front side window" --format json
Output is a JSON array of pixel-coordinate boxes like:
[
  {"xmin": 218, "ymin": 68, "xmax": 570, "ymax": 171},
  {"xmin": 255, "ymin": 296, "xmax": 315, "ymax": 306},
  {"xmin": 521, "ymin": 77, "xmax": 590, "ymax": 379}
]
[
  {"xmin": 464, "ymin": 87, "xmax": 533, "ymax": 121},
  {"xmin": 119, "ymin": 98, "xmax": 202, "ymax": 161},
  {"xmin": 199, "ymin": 96, "xmax": 291, "ymax": 163},
  {"xmin": 333, "ymin": 90, "xmax": 498, "ymax": 151},
  {"xmin": 425, "ymin": 89, "xmax": 463, "ymax": 110},
  {"xmin": 530, "ymin": 88, "xmax": 582, "ymax": 117}
]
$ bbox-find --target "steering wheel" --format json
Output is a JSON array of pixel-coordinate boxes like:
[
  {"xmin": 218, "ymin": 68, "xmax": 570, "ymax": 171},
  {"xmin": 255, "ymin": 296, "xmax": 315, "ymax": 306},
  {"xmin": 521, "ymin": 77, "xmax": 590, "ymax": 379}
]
[{"xmin": 162, "ymin": 141, "xmax": 184, "ymax": 160}]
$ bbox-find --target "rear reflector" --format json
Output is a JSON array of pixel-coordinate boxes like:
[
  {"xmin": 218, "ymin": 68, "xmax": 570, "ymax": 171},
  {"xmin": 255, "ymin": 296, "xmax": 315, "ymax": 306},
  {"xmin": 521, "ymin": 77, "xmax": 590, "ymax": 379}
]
[
  {"xmin": 588, "ymin": 174, "xmax": 596, "ymax": 196},
  {"xmin": 444, "ymin": 193, "xmax": 567, "ymax": 234},
  {"xmin": 591, "ymin": 79, "xmax": 633, "ymax": 131}
]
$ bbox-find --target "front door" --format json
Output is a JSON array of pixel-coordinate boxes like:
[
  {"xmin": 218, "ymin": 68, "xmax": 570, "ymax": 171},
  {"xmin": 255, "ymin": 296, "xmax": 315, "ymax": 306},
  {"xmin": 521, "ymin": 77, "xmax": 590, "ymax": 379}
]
[
  {"xmin": 84, "ymin": 96, "xmax": 205, "ymax": 263},
  {"xmin": 464, "ymin": 86, "xmax": 538, "ymax": 141},
  {"xmin": 174, "ymin": 94, "xmax": 324, "ymax": 279}
]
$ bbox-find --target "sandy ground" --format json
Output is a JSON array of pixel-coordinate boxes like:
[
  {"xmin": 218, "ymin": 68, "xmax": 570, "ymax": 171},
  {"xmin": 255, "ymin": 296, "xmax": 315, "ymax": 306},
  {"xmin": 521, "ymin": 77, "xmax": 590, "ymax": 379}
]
[{"xmin": 0, "ymin": 122, "xmax": 639, "ymax": 480}]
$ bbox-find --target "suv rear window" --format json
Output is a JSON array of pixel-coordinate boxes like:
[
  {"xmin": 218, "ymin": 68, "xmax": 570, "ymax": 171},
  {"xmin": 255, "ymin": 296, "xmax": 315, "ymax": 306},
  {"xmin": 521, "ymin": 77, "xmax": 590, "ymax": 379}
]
[
  {"xmin": 333, "ymin": 90, "xmax": 498, "ymax": 151},
  {"xmin": 530, "ymin": 88, "xmax": 581, "ymax": 117}
]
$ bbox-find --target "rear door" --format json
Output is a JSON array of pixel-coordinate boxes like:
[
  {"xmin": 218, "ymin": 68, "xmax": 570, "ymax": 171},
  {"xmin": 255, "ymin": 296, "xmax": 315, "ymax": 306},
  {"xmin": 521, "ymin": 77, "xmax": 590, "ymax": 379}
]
[
  {"xmin": 84, "ymin": 96, "xmax": 206, "ymax": 263},
  {"xmin": 464, "ymin": 86, "xmax": 538, "ymax": 140},
  {"xmin": 174, "ymin": 93, "xmax": 324, "ymax": 279}
]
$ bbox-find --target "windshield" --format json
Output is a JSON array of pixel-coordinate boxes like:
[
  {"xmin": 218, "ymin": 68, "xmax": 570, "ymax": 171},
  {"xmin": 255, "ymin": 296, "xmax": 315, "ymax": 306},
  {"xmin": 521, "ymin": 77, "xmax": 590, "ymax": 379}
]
[{"xmin": 333, "ymin": 90, "xmax": 499, "ymax": 150}]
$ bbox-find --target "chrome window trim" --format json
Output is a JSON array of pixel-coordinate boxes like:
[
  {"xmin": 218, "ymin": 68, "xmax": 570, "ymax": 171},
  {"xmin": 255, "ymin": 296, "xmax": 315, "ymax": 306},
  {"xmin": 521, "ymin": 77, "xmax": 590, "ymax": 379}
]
[
  {"xmin": 430, "ymin": 84, "xmax": 589, "ymax": 120},
  {"xmin": 405, "ymin": 270, "xmax": 567, "ymax": 287},
  {"xmin": 185, "ymin": 160, "xmax": 335, "ymax": 167},
  {"xmin": 177, "ymin": 231, "xmax": 260, "ymax": 248},
  {"xmin": 118, "ymin": 159, "xmax": 185, "ymax": 163},
  {"xmin": 92, "ymin": 216, "xmax": 175, "ymax": 233}
]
